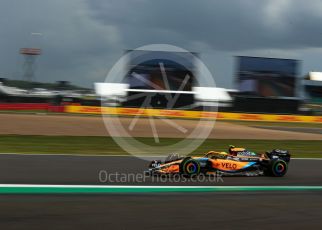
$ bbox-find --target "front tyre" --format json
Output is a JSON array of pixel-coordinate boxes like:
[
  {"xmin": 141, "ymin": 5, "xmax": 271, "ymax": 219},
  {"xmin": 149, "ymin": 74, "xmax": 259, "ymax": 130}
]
[
  {"xmin": 265, "ymin": 159, "xmax": 288, "ymax": 177},
  {"xmin": 180, "ymin": 159, "xmax": 201, "ymax": 177}
]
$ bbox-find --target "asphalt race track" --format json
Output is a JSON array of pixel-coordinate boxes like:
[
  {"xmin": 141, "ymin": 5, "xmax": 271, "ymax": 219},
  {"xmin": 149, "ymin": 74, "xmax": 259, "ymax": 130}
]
[
  {"xmin": 0, "ymin": 154, "xmax": 321, "ymax": 186},
  {"xmin": 1, "ymin": 192, "xmax": 322, "ymax": 230},
  {"xmin": 0, "ymin": 154, "xmax": 322, "ymax": 230}
]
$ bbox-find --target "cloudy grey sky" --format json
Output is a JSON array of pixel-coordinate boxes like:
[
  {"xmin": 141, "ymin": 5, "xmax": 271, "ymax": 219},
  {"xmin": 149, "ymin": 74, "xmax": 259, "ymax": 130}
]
[{"xmin": 1, "ymin": 0, "xmax": 322, "ymax": 88}]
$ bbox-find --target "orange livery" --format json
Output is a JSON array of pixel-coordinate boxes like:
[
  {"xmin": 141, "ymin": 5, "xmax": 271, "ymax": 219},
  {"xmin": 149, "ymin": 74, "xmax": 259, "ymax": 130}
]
[{"xmin": 145, "ymin": 146, "xmax": 291, "ymax": 177}]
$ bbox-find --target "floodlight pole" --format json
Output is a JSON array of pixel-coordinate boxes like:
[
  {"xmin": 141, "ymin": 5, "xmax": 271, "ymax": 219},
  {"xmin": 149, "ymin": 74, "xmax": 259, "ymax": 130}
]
[{"xmin": 20, "ymin": 48, "xmax": 41, "ymax": 82}]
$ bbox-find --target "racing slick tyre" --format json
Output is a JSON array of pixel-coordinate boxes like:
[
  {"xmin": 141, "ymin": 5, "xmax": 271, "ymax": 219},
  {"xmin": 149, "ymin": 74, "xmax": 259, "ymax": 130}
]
[
  {"xmin": 180, "ymin": 158, "xmax": 201, "ymax": 177},
  {"xmin": 265, "ymin": 159, "xmax": 288, "ymax": 177}
]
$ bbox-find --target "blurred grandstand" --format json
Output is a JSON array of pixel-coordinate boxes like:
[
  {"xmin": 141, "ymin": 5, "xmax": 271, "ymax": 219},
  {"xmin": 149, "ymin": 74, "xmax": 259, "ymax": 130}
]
[
  {"xmin": 0, "ymin": 78, "xmax": 96, "ymax": 105},
  {"xmin": 95, "ymin": 49, "xmax": 233, "ymax": 112},
  {"xmin": 2, "ymin": 52, "xmax": 322, "ymax": 115},
  {"xmin": 94, "ymin": 53, "xmax": 305, "ymax": 114},
  {"xmin": 303, "ymin": 72, "xmax": 322, "ymax": 115}
]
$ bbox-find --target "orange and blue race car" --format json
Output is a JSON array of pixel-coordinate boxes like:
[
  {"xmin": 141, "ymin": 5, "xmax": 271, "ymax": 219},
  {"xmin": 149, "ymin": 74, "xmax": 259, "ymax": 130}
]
[{"xmin": 145, "ymin": 146, "xmax": 291, "ymax": 177}]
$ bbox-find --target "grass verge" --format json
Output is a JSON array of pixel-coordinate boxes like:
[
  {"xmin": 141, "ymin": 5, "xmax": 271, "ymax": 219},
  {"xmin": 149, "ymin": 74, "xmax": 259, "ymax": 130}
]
[{"xmin": 0, "ymin": 135, "xmax": 321, "ymax": 158}]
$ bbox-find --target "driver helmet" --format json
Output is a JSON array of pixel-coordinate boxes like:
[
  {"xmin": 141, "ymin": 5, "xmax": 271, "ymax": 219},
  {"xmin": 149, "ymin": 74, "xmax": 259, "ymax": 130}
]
[{"xmin": 228, "ymin": 145, "xmax": 235, "ymax": 154}]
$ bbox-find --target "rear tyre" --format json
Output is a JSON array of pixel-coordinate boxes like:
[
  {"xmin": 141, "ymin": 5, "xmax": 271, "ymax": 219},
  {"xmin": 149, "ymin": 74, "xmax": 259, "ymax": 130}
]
[
  {"xmin": 265, "ymin": 159, "xmax": 288, "ymax": 177},
  {"xmin": 180, "ymin": 158, "xmax": 201, "ymax": 177}
]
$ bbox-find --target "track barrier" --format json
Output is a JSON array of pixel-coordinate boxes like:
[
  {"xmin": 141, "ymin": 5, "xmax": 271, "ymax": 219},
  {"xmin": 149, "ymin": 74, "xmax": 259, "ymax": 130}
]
[
  {"xmin": 65, "ymin": 105, "xmax": 322, "ymax": 123},
  {"xmin": 1, "ymin": 103, "xmax": 321, "ymax": 123},
  {"xmin": 0, "ymin": 103, "xmax": 65, "ymax": 113}
]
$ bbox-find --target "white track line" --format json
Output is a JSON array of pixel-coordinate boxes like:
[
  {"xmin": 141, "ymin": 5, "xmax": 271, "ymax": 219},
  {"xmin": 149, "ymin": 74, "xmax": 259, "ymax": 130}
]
[{"xmin": 1, "ymin": 184, "xmax": 322, "ymax": 189}]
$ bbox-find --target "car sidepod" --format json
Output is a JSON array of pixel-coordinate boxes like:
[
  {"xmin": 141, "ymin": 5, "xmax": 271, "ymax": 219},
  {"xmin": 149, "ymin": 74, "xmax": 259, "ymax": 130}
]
[{"xmin": 209, "ymin": 159, "xmax": 258, "ymax": 173}]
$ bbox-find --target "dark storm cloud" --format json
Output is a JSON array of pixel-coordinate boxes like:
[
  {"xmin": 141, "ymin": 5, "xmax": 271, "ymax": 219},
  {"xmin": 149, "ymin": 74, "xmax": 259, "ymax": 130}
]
[
  {"xmin": 1, "ymin": 0, "xmax": 322, "ymax": 88},
  {"xmin": 0, "ymin": 0, "xmax": 122, "ymax": 86},
  {"xmin": 87, "ymin": 0, "xmax": 322, "ymax": 51}
]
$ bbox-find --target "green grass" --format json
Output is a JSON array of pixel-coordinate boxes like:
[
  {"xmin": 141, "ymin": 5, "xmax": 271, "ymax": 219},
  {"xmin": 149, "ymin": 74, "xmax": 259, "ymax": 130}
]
[{"xmin": 0, "ymin": 135, "xmax": 321, "ymax": 158}]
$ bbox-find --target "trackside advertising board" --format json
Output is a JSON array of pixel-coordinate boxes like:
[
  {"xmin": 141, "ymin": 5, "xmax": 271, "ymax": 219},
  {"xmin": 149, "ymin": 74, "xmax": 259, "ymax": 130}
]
[{"xmin": 65, "ymin": 105, "xmax": 322, "ymax": 123}]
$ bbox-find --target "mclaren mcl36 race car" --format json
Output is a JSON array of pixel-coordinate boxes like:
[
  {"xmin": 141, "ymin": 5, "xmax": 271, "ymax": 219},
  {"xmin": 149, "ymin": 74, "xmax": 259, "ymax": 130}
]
[{"xmin": 145, "ymin": 146, "xmax": 291, "ymax": 177}]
